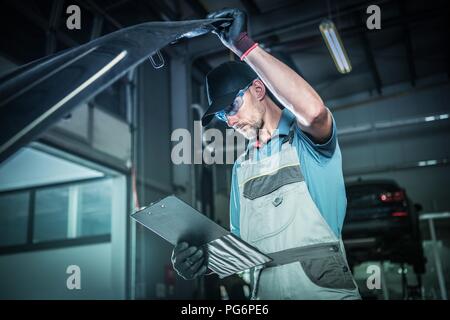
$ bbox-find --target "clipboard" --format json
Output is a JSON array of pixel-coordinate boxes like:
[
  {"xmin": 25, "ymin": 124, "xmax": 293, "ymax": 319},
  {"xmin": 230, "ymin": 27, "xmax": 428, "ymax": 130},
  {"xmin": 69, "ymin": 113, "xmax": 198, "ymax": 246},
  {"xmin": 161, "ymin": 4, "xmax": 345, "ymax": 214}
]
[
  {"xmin": 130, "ymin": 195, "xmax": 230, "ymax": 246},
  {"xmin": 130, "ymin": 195, "xmax": 272, "ymax": 278}
]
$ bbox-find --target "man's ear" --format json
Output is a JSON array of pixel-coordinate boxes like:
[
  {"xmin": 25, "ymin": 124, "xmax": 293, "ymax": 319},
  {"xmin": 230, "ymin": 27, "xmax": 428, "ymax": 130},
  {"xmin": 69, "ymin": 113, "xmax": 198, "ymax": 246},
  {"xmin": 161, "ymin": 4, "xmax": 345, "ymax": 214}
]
[{"xmin": 251, "ymin": 79, "xmax": 266, "ymax": 101}]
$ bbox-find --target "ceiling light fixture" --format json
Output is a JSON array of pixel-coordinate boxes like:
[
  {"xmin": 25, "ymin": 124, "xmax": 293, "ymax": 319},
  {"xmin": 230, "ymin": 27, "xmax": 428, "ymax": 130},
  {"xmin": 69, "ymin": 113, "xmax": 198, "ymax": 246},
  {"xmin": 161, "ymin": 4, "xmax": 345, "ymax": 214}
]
[{"xmin": 319, "ymin": 19, "xmax": 352, "ymax": 74}]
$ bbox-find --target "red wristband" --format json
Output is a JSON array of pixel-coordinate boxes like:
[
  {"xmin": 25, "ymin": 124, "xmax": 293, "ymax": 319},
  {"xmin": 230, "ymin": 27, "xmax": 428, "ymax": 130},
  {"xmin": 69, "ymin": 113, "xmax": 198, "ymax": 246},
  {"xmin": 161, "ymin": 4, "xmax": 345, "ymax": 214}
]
[{"xmin": 240, "ymin": 42, "xmax": 259, "ymax": 61}]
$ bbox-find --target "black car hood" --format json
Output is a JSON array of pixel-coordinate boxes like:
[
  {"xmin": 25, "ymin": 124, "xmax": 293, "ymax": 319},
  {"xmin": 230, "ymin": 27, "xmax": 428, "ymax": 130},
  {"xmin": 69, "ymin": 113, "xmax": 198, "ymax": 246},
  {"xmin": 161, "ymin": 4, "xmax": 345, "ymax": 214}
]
[{"xmin": 0, "ymin": 18, "xmax": 230, "ymax": 164}]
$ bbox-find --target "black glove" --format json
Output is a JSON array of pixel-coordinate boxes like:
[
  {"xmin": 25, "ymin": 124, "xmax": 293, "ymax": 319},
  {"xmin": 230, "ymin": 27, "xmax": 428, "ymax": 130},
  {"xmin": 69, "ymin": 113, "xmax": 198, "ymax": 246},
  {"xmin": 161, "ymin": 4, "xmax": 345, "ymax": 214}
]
[
  {"xmin": 171, "ymin": 242, "xmax": 208, "ymax": 280},
  {"xmin": 207, "ymin": 8, "xmax": 257, "ymax": 59}
]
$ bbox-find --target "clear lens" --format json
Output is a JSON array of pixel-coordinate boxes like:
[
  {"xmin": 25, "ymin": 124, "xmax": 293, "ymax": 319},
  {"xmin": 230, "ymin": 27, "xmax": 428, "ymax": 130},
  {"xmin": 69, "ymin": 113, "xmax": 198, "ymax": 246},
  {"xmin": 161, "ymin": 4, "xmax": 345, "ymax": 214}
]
[
  {"xmin": 228, "ymin": 96, "xmax": 243, "ymax": 116},
  {"xmin": 214, "ymin": 81, "xmax": 253, "ymax": 123}
]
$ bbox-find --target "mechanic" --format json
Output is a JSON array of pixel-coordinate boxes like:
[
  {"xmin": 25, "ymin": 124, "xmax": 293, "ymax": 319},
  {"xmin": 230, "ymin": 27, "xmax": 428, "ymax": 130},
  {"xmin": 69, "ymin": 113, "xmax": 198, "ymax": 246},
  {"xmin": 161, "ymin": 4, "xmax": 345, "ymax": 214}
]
[{"xmin": 171, "ymin": 8, "xmax": 361, "ymax": 300}]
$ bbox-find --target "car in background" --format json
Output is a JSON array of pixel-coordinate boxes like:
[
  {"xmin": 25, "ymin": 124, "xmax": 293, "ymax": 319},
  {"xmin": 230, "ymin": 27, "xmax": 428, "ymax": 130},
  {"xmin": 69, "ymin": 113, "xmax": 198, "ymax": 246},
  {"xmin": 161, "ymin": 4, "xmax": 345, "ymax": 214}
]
[{"xmin": 342, "ymin": 179, "xmax": 426, "ymax": 275}]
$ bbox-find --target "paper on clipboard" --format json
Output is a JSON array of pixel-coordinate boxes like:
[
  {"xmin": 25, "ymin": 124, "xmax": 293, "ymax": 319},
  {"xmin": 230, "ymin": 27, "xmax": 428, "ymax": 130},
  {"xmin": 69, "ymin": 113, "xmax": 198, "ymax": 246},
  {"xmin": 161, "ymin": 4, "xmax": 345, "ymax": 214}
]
[{"xmin": 131, "ymin": 195, "xmax": 272, "ymax": 278}]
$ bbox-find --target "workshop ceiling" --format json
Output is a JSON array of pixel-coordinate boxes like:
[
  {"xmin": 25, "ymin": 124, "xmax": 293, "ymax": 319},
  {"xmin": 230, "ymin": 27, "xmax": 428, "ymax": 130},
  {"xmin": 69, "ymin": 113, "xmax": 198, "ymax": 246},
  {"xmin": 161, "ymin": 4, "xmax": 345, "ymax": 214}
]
[{"xmin": 0, "ymin": 0, "xmax": 448, "ymax": 101}]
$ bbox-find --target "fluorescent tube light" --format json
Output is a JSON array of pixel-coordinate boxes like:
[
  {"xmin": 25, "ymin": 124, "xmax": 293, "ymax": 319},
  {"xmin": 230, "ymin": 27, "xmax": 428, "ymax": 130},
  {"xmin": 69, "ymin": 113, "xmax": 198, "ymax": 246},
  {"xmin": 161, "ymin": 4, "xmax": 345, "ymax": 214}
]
[{"xmin": 319, "ymin": 19, "xmax": 352, "ymax": 74}]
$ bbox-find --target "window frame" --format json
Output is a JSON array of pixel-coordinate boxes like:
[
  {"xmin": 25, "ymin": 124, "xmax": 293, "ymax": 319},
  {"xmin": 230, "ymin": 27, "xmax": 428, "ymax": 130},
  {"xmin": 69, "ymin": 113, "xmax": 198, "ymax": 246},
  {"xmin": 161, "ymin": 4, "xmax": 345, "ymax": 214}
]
[{"xmin": 0, "ymin": 176, "xmax": 112, "ymax": 255}]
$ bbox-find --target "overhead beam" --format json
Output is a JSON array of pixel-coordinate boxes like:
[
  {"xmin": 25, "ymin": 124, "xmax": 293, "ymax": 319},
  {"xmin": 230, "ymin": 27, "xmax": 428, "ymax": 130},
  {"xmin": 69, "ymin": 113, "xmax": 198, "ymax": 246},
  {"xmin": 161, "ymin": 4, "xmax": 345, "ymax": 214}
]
[
  {"xmin": 187, "ymin": 0, "xmax": 394, "ymax": 59},
  {"xmin": 400, "ymin": 0, "xmax": 417, "ymax": 86},
  {"xmin": 252, "ymin": 0, "xmax": 392, "ymax": 40},
  {"xmin": 356, "ymin": 12, "xmax": 382, "ymax": 94},
  {"xmin": 46, "ymin": 0, "xmax": 65, "ymax": 55},
  {"xmin": 253, "ymin": 8, "xmax": 445, "ymax": 54},
  {"xmin": 360, "ymin": 33, "xmax": 382, "ymax": 94}
]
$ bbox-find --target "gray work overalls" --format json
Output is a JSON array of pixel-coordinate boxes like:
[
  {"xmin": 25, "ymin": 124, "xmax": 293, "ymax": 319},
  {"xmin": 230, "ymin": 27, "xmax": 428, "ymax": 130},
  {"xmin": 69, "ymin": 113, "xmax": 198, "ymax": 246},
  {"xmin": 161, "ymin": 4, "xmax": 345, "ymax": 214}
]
[{"xmin": 236, "ymin": 120, "xmax": 361, "ymax": 300}]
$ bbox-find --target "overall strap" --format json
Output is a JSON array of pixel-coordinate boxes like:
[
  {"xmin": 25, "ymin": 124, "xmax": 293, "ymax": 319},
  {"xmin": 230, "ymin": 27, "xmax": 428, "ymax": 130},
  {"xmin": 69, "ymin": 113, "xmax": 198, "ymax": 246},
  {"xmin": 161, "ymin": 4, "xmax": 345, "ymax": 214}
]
[
  {"xmin": 241, "ymin": 116, "xmax": 297, "ymax": 162},
  {"xmin": 280, "ymin": 117, "xmax": 296, "ymax": 146}
]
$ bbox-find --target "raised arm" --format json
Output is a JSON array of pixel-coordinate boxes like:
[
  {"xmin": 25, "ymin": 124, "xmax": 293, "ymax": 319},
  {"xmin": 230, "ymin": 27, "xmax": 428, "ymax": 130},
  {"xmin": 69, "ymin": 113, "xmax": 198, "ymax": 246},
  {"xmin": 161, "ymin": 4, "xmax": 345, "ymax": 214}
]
[
  {"xmin": 244, "ymin": 47, "xmax": 332, "ymax": 143},
  {"xmin": 208, "ymin": 8, "xmax": 332, "ymax": 143}
]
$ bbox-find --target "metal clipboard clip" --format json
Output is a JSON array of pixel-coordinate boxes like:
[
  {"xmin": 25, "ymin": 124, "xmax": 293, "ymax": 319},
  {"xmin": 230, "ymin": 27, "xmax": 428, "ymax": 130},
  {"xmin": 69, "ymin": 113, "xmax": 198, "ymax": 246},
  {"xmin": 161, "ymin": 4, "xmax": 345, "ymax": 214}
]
[{"xmin": 149, "ymin": 50, "xmax": 165, "ymax": 69}]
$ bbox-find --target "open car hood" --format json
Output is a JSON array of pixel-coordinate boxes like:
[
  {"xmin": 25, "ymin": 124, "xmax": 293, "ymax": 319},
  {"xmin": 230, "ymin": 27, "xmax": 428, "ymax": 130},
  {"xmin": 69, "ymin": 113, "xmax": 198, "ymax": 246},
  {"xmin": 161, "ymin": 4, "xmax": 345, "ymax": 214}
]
[{"xmin": 0, "ymin": 18, "xmax": 230, "ymax": 163}]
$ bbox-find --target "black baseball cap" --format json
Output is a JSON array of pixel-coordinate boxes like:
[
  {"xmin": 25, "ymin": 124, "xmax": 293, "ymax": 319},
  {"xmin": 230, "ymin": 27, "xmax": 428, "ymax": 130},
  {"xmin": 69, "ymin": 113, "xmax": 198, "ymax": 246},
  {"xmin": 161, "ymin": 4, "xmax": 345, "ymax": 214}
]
[{"xmin": 202, "ymin": 61, "xmax": 257, "ymax": 126}]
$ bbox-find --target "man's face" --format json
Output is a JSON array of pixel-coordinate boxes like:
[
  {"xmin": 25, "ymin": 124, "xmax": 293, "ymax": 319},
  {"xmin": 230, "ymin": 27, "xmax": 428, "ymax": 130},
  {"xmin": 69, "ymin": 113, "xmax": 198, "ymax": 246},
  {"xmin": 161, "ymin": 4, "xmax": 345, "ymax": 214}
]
[{"xmin": 225, "ymin": 85, "xmax": 265, "ymax": 140}]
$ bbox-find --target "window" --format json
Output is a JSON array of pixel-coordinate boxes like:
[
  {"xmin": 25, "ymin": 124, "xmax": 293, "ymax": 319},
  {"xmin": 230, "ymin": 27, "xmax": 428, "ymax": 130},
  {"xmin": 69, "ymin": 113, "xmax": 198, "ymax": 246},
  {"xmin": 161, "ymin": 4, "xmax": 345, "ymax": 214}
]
[
  {"xmin": 0, "ymin": 177, "xmax": 113, "ymax": 251},
  {"xmin": 34, "ymin": 187, "xmax": 70, "ymax": 242},
  {"xmin": 0, "ymin": 192, "xmax": 29, "ymax": 246},
  {"xmin": 77, "ymin": 179, "xmax": 112, "ymax": 237},
  {"xmin": 32, "ymin": 179, "xmax": 113, "ymax": 242},
  {"xmin": 0, "ymin": 146, "xmax": 122, "ymax": 253}
]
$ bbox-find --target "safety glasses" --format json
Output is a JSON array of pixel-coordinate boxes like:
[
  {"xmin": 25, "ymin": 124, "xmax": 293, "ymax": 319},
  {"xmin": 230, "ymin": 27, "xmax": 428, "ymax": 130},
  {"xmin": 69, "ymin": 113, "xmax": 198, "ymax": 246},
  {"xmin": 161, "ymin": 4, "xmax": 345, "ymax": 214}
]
[{"xmin": 215, "ymin": 82, "xmax": 253, "ymax": 123}]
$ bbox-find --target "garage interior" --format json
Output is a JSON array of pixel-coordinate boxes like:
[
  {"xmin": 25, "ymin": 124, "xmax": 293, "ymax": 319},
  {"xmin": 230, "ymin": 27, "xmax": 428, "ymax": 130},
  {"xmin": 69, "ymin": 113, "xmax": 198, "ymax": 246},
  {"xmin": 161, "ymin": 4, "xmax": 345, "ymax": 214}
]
[{"xmin": 0, "ymin": 0, "xmax": 449, "ymax": 300}]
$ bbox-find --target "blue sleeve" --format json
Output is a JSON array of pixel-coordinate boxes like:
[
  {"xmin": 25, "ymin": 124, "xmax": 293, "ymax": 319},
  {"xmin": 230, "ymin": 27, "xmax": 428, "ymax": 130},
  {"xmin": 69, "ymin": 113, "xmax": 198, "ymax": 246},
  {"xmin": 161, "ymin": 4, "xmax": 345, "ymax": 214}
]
[
  {"xmin": 229, "ymin": 163, "xmax": 241, "ymax": 238},
  {"xmin": 295, "ymin": 108, "xmax": 337, "ymax": 162}
]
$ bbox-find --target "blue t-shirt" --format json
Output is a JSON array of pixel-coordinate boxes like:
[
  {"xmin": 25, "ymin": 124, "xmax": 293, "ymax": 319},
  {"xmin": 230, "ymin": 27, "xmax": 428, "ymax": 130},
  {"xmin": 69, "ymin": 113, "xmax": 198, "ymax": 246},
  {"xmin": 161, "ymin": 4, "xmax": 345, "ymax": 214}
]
[{"xmin": 230, "ymin": 108, "xmax": 346, "ymax": 238}]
